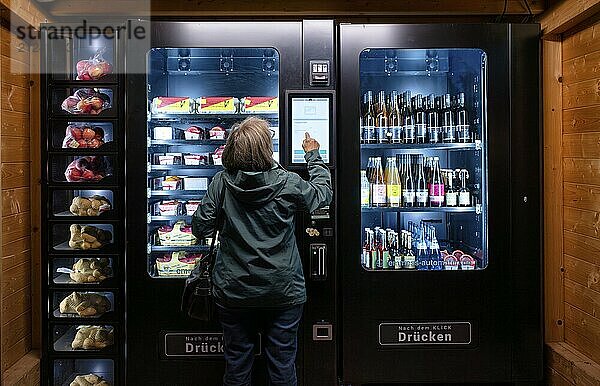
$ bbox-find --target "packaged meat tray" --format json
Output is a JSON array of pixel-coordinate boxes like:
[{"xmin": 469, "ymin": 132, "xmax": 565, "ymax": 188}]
[
  {"xmin": 183, "ymin": 126, "xmax": 205, "ymax": 140},
  {"xmin": 241, "ymin": 96, "xmax": 278, "ymax": 113},
  {"xmin": 157, "ymin": 200, "xmax": 181, "ymax": 216},
  {"xmin": 197, "ymin": 97, "xmax": 237, "ymax": 114},
  {"xmin": 209, "ymin": 126, "xmax": 226, "ymax": 140},
  {"xmin": 183, "ymin": 153, "xmax": 209, "ymax": 166},
  {"xmin": 157, "ymin": 221, "xmax": 197, "ymax": 246},
  {"xmin": 156, "ymin": 251, "xmax": 202, "ymax": 277},
  {"xmin": 151, "ymin": 97, "xmax": 194, "ymax": 114},
  {"xmin": 162, "ymin": 176, "xmax": 182, "ymax": 190},
  {"xmin": 211, "ymin": 146, "xmax": 225, "ymax": 166},
  {"xmin": 185, "ymin": 201, "xmax": 202, "ymax": 215},
  {"xmin": 62, "ymin": 124, "xmax": 105, "ymax": 149},
  {"xmin": 156, "ymin": 153, "xmax": 182, "ymax": 165}
]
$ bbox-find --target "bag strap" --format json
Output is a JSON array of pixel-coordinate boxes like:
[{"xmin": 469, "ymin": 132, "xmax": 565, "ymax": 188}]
[{"xmin": 206, "ymin": 183, "xmax": 226, "ymax": 270}]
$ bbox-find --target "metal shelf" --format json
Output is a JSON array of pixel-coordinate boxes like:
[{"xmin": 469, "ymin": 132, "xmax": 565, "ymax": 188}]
[
  {"xmin": 50, "ymin": 212, "xmax": 118, "ymax": 222},
  {"xmin": 150, "ymin": 112, "xmax": 278, "ymax": 121},
  {"xmin": 47, "ymin": 148, "xmax": 119, "ymax": 155},
  {"xmin": 149, "ymin": 164, "xmax": 223, "ymax": 171},
  {"xmin": 150, "ymin": 215, "xmax": 193, "ymax": 222},
  {"xmin": 150, "ymin": 245, "xmax": 209, "ymax": 253},
  {"xmin": 362, "ymin": 206, "xmax": 477, "ymax": 213},
  {"xmin": 149, "ymin": 190, "xmax": 205, "ymax": 197},
  {"xmin": 360, "ymin": 142, "xmax": 480, "ymax": 150},
  {"xmin": 52, "ymin": 241, "xmax": 116, "ymax": 253},
  {"xmin": 149, "ymin": 139, "xmax": 226, "ymax": 146}
]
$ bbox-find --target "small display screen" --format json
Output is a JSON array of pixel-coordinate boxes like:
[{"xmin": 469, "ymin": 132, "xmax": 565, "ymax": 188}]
[{"xmin": 291, "ymin": 97, "xmax": 330, "ymax": 164}]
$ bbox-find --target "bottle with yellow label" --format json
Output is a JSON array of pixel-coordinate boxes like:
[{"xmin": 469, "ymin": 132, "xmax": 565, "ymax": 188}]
[{"xmin": 386, "ymin": 157, "xmax": 402, "ymax": 207}]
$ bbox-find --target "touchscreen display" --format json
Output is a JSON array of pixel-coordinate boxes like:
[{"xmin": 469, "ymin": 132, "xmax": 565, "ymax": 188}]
[{"xmin": 291, "ymin": 97, "xmax": 330, "ymax": 164}]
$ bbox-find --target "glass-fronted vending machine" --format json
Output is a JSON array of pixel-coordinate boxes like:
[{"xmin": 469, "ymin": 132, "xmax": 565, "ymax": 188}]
[
  {"xmin": 337, "ymin": 23, "xmax": 541, "ymax": 384},
  {"xmin": 41, "ymin": 24, "xmax": 125, "ymax": 385},
  {"xmin": 125, "ymin": 20, "xmax": 337, "ymax": 385}
]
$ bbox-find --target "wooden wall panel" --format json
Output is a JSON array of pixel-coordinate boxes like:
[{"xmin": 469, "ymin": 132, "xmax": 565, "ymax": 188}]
[
  {"xmin": 563, "ymin": 106, "xmax": 600, "ymax": 134},
  {"xmin": 565, "ymin": 278, "xmax": 600, "ymax": 319},
  {"xmin": 564, "ymin": 206, "xmax": 600, "ymax": 238},
  {"xmin": 564, "ymin": 183, "xmax": 600, "ymax": 212},
  {"xmin": 0, "ymin": 23, "xmax": 33, "ymax": 381},
  {"xmin": 558, "ymin": 17, "xmax": 600, "ymax": 372},
  {"xmin": 564, "ymin": 254, "xmax": 600, "ymax": 293},
  {"xmin": 563, "ymin": 51, "xmax": 600, "ymax": 84},
  {"xmin": 1, "ymin": 162, "xmax": 29, "ymax": 190},
  {"xmin": 563, "ymin": 79, "xmax": 600, "ymax": 109},
  {"xmin": 563, "ymin": 158, "xmax": 600, "ymax": 185},
  {"xmin": 563, "ymin": 21, "xmax": 600, "ymax": 61},
  {"xmin": 563, "ymin": 133, "xmax": 600, "ymax": 157}
]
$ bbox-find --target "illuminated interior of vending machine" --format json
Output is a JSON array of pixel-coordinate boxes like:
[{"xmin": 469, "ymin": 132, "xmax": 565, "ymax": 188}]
[
  {"xmin": 359, "ymin": 48, "xmax": 487, "ymax": 271},
  {"xmin": 146, "ymin": 48, "xmax": 279, "ymax": 278}
]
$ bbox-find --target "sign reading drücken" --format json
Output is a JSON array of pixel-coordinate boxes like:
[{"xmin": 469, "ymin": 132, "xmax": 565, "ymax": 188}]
[{"xmin": 379, "ymin": 322, "xmax": 472, "ymax": 346}]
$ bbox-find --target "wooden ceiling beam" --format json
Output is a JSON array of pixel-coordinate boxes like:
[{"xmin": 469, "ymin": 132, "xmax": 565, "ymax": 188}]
[
  {"xmin": 41, "ymin": 0, "xmax": 544, "ymax": 17},
  {"xmin": 538, "ymin": 0, "xmax": 600, "ymax": 39}
]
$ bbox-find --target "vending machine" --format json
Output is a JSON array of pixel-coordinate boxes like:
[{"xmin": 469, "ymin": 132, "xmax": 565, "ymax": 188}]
[
  {"xmin": 40, "ymin": 23, "xmax": 126, "ymax": 385},
  {"xmin": 336, "ymin": 24, "xmax": 542, "ymax": 384},
  {"xmin": 125, "ymin": 20, "xmax": 338, "ymax": 385}
]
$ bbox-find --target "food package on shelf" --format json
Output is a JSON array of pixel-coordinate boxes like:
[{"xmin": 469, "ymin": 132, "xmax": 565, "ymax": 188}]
[
  {"xmin": 70, "ymin": 195, "xmax": 112, "ymax": 216},
  {"xmin": 184, "ymin": 177, "xmax": 208, "ymax": 191},
  {"xmin": 157, "ymin": 153, "xmax": 182, "ymax": 165},
  {"xmin": 61, "ymin": 88, "xmax": 111, "ymax": 115},
  {"xmin": 71, "ymin": 325, "xmax": 114, "ymax": 350},
  {"xmin": 70, "ymin": 373, "xmax": 111, "ymax": 386},
  {"xmin": 76, "ymin": 47, "xmax": 113, "ymax": 81},
  {"xmin": 162, "ymin": 176, "xmax": 182, "ymax": 190},
  {"xmin": 441, "ymin": 250, "xmax": 459, "ymax": 270},
  {"xmin": 64, "ymin": 156, "xmax": 110, "ymax": 182},
  {"xmin": 185, "ymin": 200, "xmax": 201, "ymax": 215},
  {"xmin": 67, "ymin": 258, "xmax": 112, "ymax": 283},
  {"xmin": 153, "ymin": 126, "xmax": 173, "ymax": 140},
  {"xmin": 151, "ymin": 97, "xmax": 194, "ymax": 114},
  {"xmin": 183, "ymin": 126, "xmax": 205, "ymax": 140},
  {"xmin": 183, "ymin": 153, "xmax": 209, "ymax": 166},
  {"xmin": 241, "ymin": 96, "xmax": 278, "ymax": 113},
  {"xmin": 59, "ymin": 291, "xmax": 111, "ymax": 317},
  {"xmin": 62, "ymin": 124, "xmax": 105, "ymax": 149},
  {"xmin": 211, "ymin": 145, "xmax": 225, "ymax": 166},
  {"xmin": 197, "ymin": 97, "xmax": 237, "ymax": 114},
  {"xmin": 68, "ymin": 224, "xmax": 112, "ymax": 250},
  {"xmin": 157, "ymin": 200, "xmax": 181, "ymax": 216},
  {"xmin": 156, "ymin": 251, "xmax": 202, "ymax": 277},
  {"xmin": 157, "ymin": 220, "xmax": 197, "ymax": 246},
  {"xmin": 208, "ymin": 126, "xmax": 226, "ymax": 140}
]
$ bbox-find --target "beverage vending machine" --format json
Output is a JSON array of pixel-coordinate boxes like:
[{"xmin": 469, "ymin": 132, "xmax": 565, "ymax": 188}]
[
  {"xmin": 337, "ymin": 23, "xmax": 542, "ymax": 384},
  {"xmin": 125, "ymin": 20, "xmax": 338, "ymax": 385}
]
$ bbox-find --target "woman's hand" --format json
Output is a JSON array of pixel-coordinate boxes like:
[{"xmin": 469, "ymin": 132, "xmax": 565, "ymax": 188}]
[{"xmin": 302, "ymin": 132, "xmax": 320, "ymax": 153}]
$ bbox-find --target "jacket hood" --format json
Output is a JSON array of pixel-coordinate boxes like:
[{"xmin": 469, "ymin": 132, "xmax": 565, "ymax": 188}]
[{"xmin": 222, "ymin": 165, "xmax": 288, "ymax": 205}]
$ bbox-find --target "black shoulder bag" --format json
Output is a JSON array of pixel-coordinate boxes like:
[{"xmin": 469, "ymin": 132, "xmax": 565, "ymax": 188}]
[{"xmin": 181, "ymin": 185, "xmax": 226, "ymax": 321}]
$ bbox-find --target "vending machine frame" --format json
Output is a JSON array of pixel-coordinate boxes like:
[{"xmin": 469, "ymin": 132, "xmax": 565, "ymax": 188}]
[
  {"xmin": 40, "ymin": 23, "xmax": 127, "ymax": 386},
  {"xmin": 337, "ymin": 23, "xmax": 542, "ymax": 384},
  {"xmin": 125, "ymin": 20, "xmax": 338, "ymax": 385}
]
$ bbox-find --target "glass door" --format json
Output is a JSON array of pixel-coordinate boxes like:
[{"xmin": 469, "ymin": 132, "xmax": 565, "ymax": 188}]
[
  {"xmin": 145, "ymin": 48, "xmax": 280, "ymax": 279},
  {"xmin": 358, "ymin": 48, "xmax": 487, "ymax": 271}
]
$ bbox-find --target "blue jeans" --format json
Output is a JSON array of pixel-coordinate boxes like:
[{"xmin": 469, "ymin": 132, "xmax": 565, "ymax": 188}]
[{"xmin": 217, "ymin": 304, "xmax": 304, "ymax": 386}]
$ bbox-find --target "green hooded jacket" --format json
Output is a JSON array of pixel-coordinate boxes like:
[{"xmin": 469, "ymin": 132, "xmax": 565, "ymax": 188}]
[{"xmin": 192, "ymin": 149, "xmax": 332, "ymax": 308}]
